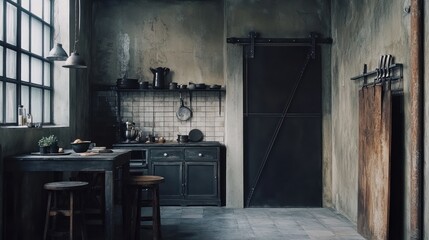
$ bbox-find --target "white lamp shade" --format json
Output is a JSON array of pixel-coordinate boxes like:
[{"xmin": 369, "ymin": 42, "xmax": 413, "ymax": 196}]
[
  {"xmin": 62, "ymin": 52, "xmax": 87, "ymax": 69},
  {"xmin": 47, "ymin": 43, "xmax": 68, "ymax": 61}
]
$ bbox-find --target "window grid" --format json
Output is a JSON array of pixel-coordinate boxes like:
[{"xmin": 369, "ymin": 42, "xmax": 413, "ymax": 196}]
[{"xmin": 0, "ymin": 0, "xmax": 53, "ymax": 125}]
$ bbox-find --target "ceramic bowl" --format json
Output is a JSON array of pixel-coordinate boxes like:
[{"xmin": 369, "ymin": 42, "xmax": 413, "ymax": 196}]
[{"xmin": 71, "ymin": 141, "xmax": 91, "ymax": 153}]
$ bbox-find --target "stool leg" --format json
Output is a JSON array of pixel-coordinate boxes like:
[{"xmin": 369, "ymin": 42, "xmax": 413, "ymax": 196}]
[
  {"xmin": 135, "ymin": 187, "xmax": 142, "ymax": 240},
  {"xmin": 43, "ymin": 192, "xmax": 52, "ymax": 240},
  {"xmin": 70, "ymin": 191, "xmax": 74, "ymax": 240},
  {"xmin": 153, "ymin": 185, "xmax": 161, "ymax": 240}
]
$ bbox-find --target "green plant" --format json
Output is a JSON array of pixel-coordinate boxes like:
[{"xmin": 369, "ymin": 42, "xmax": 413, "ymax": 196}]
[{"xmin": 38, "ymin": 135, "xmax": 58, "ymax": 147}]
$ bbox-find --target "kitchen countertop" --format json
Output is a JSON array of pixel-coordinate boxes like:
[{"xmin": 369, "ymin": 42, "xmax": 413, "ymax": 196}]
[{"xmin": 113, "ymin": 141, "xmax": 223, "ymax": 148}]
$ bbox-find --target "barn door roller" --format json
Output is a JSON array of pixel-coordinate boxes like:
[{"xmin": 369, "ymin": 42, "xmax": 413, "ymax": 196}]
[{"xmin": 227, "ymin": 31, "xmax": 333, "ymax": 58}]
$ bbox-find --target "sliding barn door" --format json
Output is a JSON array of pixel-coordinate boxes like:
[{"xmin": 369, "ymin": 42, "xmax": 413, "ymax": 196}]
[{"xmin": 244, "ymin": 45, "xmax": 322, "ymax": 207}]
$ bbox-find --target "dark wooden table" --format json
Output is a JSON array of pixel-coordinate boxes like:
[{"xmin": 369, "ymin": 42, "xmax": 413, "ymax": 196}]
[{"xmin": 4, "ymin": 149, "xmax": 131, "ymax": 240}]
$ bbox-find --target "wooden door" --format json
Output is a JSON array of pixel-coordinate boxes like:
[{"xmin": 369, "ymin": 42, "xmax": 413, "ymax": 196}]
[{"xmin": 244, "ymin": 46, "xmax": 322, "ymax": 207}]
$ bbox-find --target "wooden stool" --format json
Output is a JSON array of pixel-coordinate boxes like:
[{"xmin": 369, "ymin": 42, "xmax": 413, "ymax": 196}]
[
  {"xmin": 43, "ymin": 181, "xmax": 89, "ymax": 240},
  {"xmin": 129, "ymin": 175, "xmax": 164, "ymax": 240}
]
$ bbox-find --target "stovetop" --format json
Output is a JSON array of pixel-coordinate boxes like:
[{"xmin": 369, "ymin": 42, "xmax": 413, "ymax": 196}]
[{"xmin": 113, "ymin": 141, "xmax": 222, "ymax": 148}]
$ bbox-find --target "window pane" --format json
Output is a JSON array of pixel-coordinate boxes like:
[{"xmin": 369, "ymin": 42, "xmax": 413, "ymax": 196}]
[
  {"xmin": 44, "ymin": 0, "xmax": 50, "ymax": 24},
  {"xmin": 31, "ymin": 19, "xmax": 43, "ymax": 56},
  {"xmin": 21, "ymin": 85, "xmax": 29, "ymax": 113},
  {"xmin": 44, "ymin": 62, "xmax": 50, "ymax": 86},
  {"xmin": 5, "ymin": 82, "xmax": 16, "ymax": 123},
  {"xmin": 0, "ymin": 46, "xmax": 3, "ymax": 76},
  {"xmin": 44, "ymin": 90, "xmax": 50, "ymax": 122},
  {"xmin": 31, "ymin": 0, "xmax": 43, "ymax": 19},
  {"xmin": 0, "ymin": 0, "xmax": 4, "ymax": 41},
  {"xmin": 10, "ymin": 0, "xmax": 17, "ymax": 2},
  {"xmin": 21, "ymin": 0, "xmax": 30, "ymax": 10},
  {"xmin": 21, "ymin": 12, "xmax": 30, "ymax": 51},
  {"xmin": 44, "ymin": 25, "xmax": 50, "ymax": 57},
  {"xmin": 21, "ymin": 54, "xmax": 30, "ymax": 82},
  {"xmin": 31, "ymin": 57, "xmax": 43, "ymax": 84},
  {"xmin": 0, "ymin": 83, "xmax": 3, "ymax": 123},
  {"xmin": 6, "ymin": 49, "xmax": 17, "ymax": 79},
  {"xmin": 31, "ymin": 88, "xmax": 42, "ymax": 122},
  {"xmin": 6, "ymin": 3, "xmax": 17, "ymax": 45}
]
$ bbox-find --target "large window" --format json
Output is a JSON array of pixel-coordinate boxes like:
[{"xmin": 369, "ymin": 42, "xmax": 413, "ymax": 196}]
[{"xmin": 0, "ymin": 0, "xmax": 52, "ymax": 125}]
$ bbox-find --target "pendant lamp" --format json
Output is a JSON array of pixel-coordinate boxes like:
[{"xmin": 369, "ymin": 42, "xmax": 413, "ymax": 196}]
[
  {"xmin": 47, "ymin": 43, "xmax": 68, "ymax": 61},
  {"xmin": 63, "ymin": 0, "xmax": 87, "ymax": 69}
]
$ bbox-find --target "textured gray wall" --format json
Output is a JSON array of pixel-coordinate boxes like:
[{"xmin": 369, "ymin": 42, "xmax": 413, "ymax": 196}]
[
  {"xmin": 91, "ymin": 0, "xmax": 224, "ymax": 86},
  {"xmin": 331, "ymin": 0, "xmax": 415, "ymax": 237}
]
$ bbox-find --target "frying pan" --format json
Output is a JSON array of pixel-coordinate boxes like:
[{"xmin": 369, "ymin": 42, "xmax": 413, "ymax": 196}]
[{"xmin": 176, "ymin": 93, "xmax": 192, "ymax": 121}]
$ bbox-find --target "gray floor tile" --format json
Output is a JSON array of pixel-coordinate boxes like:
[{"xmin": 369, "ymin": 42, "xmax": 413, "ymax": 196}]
[{"xmin": 147, "ymin": 206, "xmax": 364, "ymax": 240}]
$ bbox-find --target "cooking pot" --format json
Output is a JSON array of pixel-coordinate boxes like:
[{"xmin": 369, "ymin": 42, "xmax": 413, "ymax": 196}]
[
  {"xmin": 116, "ymin": 78, "xmax": 139, "ymax": 89},
  {"xmin": 177, "ymin": 134, "xmax": 189, "ymax": 143}
]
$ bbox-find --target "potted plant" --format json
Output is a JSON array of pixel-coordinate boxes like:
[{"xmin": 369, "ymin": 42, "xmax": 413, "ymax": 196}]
[
  {"xmin": 38, "ymin": 135, "xmax": 59, "ymax": 154},
  {"xmin": 38, "ymin": 136, "xmax": 51, "ymax": 154},
  {"xmin": 47, "ymin": 135, "xmax": 59, "ymax": 153}
]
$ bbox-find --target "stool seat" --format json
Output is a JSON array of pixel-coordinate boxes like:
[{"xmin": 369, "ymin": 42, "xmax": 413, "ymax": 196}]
[
  {"xmin": 129, "ymin": 175, "xmax": 164, "ymax": 240},
  {"xmin": 44, "ymin": 181, "xmax": 89, "ymax": 191},
  {"xmin": 128, "ymin": 175, "xmax": 164, "ymax": 186}
]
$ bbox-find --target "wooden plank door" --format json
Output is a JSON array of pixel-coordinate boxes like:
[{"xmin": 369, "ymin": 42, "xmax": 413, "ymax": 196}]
[{"xmin": 243, "ymin": 45, "xmax": 322, "ymax": 207}]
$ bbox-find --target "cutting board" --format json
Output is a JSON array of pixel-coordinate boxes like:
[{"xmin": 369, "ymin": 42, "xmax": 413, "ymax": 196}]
[{"xmin": 358, "ymin": 85, "xmax": 392, "ymax": 240}]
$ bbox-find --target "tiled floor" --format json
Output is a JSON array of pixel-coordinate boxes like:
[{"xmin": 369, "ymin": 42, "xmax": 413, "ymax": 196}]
[{"xmin": 138, "ymin": 206, "xmax": 365, "ymax": 240}]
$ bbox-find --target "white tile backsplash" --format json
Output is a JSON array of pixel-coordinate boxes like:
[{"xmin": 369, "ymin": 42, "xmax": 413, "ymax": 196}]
[{"xmin": 95, "ymin": 91, "xmax": 226, "ymax": 143}]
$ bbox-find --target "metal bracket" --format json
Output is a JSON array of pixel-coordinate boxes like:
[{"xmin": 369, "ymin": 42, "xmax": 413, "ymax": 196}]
[
  {"xmin": 309, "ymin": 32, "xmax": 319, "ymax": 59},
  {"xmin": 246, "ymin": 31, "xmax": 258, "ymax": 58}
]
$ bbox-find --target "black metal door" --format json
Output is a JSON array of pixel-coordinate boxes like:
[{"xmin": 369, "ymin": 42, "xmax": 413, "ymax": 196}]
[{"xmin": 244, "ymin": 45, "xmax": 322, "ymax": 207}]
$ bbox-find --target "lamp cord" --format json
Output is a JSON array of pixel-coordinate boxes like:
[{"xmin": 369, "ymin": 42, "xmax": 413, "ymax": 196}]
[{"xmin": 73, "ymin": 0, "xmax": 80, "ymax": 52}]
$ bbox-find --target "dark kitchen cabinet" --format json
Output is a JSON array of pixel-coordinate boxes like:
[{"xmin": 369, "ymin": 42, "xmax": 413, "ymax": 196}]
[{"xmin": 148, "ymin": 146, "xmax": 221, "ymax": 206}]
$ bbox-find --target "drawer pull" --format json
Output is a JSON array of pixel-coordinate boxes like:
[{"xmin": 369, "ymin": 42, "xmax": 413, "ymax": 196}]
[
  {"xmin": 163, "ymin": 153, "xmax": 168, "ymax": 157},
  {"xmin": 198, "ymin": 153, "xmax": 203, "ymax": 157}
]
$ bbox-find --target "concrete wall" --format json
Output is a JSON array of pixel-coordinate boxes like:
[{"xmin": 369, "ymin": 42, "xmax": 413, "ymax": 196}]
[
  {"xmin": 90, "ymin": 0, "xmax": 224, "ymax": 86},
  {"xmin": 330, "ymin": 0, "xmax": 424, "ymax": 238}
]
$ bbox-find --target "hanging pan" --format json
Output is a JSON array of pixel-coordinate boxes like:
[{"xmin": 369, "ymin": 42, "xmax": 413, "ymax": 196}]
[{"xmin": 176, "ymin": 92, "xmax": 192, "ymax": 121}]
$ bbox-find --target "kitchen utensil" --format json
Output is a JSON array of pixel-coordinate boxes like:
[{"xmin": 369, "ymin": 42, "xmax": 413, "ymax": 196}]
[
  {"xmin": 140, "ymin": 81, "xmax": 149, "ymax": 89},
  {"xmin": 189, "ymin": 129, "xmax": 203, "ymax": 142},
  {"xmin": 195, "ymin": 83, "xmax": 206, "ymax": 89},
  {"xmin": 375, "ymin": 55, "xmax": 384, "ymax": 83},
  {"xmin": 177, "ymin": 134, "xmax": 189, "ymax": 143},
  {"xmin": 169, "ymin": 82, "xmax": 178, "ymax": 90},
  {"xmin": 150, "ymin": 67, "xmax": 170, "ymax": 89},
  {"xmin": 210, "ymin": 84, "xmax": 221, "ymax": 89},
  {"xmin": 125, "ymin": 129, "xmax": 138, "ymax": 142},
  {"xmin": 176, "ymin": 92, "xmax": 192, "ymax": 121},
  {"xmin": 188, "ymin": 82, "xmax": 196, "ymax": 89},
  {"xmin": 116, "ymin": 78, "xmax": 139, "ymax": 89}
]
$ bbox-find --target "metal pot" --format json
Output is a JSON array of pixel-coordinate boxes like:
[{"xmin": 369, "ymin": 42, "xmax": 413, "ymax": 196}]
[
  {"xmin": 177, "ymin": 134, "xmax": 189, "ymax": 143},
  {"xmin": 125, "ymin": 129, "xmax": 138, "ymax": 142}
]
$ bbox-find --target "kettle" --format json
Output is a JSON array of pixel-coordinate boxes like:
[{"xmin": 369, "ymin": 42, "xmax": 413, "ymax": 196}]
[{"xmin": 150, "ymin": 67, "xmax": 170, "ymax": 89}]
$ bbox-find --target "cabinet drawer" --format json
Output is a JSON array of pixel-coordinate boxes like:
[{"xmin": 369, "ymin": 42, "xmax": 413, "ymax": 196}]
[
  {"xmin": 185, "ymin": 148, "xmax": 218, "ymax": 161},
  {"xmin": 150, "ymin": 148, "xmax": 184, "ymax": 160}
]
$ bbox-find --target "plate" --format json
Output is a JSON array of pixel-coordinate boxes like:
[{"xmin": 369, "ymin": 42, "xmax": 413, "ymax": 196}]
[
  {"xmin": 31, "ymin": 152, "xmax": 71, "ymax": 156},
  {"xmin": 189, "ymin": 129, "xmax": 204, "ymax": 142}
]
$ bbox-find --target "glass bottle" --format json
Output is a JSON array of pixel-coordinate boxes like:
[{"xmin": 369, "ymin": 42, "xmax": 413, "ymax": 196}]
[{"xmin": 18, "ymin": 105, "xmax": 26, "ymax": 126}]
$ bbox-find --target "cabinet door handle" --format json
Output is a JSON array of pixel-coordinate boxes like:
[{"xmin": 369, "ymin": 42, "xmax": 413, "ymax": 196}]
[
  {"xmin": 163, "ymin": 153, "xmax": 168, "ymax": 157},
  {"xmin": 198, "ymin": 153, "xmax": 203, "ymax": 157}
]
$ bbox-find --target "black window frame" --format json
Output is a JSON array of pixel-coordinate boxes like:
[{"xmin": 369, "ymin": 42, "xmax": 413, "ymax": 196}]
[{"xmin": 0, "ymin": 0, "xmax": 53, "ymax": 126}]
